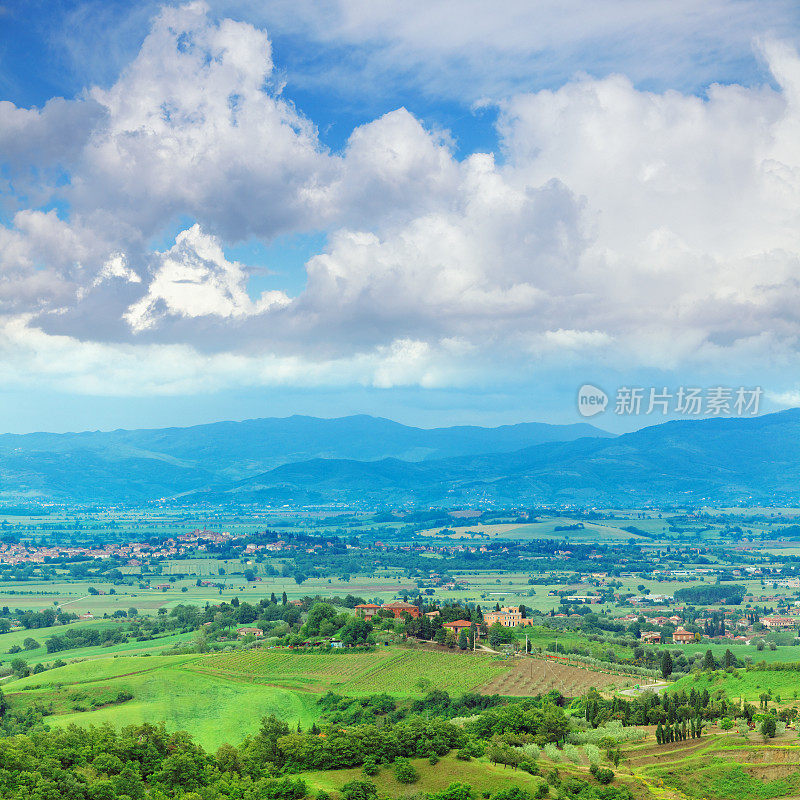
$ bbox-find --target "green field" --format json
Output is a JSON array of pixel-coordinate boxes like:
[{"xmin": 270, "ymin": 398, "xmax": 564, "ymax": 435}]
[
  {"xmin": 0, "ymin": 619, "xmax": 197, "ymax": 668},
  {"xmin": 6, "ymin": 646, "xmax": 512, "ymax": 749},
  {"xmin": 300, "ymin": 753, "xmax": 548, "ymax": 797},
  {"xmin": 9, "ymin": 654, "xmax": 320, "ymax": 750},
  {"xmin": 672, "ymin": 667, "xmax": 800, "ymax": 702}
]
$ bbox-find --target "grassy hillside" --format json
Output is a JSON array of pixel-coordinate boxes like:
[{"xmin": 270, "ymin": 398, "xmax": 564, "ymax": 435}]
[
  {"xmin": 672, "ymin": 667, "xmax": 800, "ymax": 701},
  {"xmin": 9, "ymin": 654, "xmax": 320, "ymax": 750},
  {"xmin": 299, "ymin": 754, "xmax": 549, "ymax": 797},
  {"xmin": 5, "ymin": 647, "xmax": 514, "ymax": 749}
]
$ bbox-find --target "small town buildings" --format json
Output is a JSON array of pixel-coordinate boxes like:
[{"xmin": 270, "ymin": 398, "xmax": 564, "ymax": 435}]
[
  {"xmin": 672, "ymin": 627, "xmax": 696, "ymax": 644},
  {"xmin": 354, "ymin": 604, "xmax": 381, "ymax": 620},
  {"xmin": 355, "ymin": 601, "xmax": 420, "ymax": 619},
  {"xmin": 442, "ymin": 619, "xmax": 472, "ymax": 632},
  {"xmin": 760, "ymin": 616, "xmax": 797, "ymax": 630},
  {"xmin": 236, "ymin": 627, "xmax": 263, "ymax": 638},
  {"xmin": 484, "ymin": 607, "xmax": 534, "ymax": 627},
  {"xmin": 382, "ymin": 601, "xmax": 420, "ymax": 619},
  {"xmin": 641, "ymin": 631, "xmax": 662, "ymax": 644}
]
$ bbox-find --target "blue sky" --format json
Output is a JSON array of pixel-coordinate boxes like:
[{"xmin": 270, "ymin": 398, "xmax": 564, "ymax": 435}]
[{"xmin": 2, "ymin": 0, "xmax": 800, "ymax": 433}]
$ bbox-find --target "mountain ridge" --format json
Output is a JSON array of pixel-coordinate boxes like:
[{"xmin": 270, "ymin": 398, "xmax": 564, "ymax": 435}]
[
  {"xmin": 0, "ymin": 414, "xmax": 611, "ymax": 502},
  {"xmin": 196, "ymin": 408, "xmax": 800, "ymax": 507}
]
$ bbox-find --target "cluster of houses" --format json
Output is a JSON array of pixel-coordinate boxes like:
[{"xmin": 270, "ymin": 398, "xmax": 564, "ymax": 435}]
[
  {"xmin": 354, "ymin": 601, "xmax": 421, "ymax": 619},
  {"xmin": 0, "ymin": 528, "xmax": 244, "ymax": 567},
  {"xmin": 618, "ymin": 609, "xmax": 800, "ymax": 646}
]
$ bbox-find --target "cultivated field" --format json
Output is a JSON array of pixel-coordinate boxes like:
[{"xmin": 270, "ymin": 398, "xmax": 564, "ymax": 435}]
[
  {"xmin": 479, "ymin": 655, "xmax": 638, "ymax": 696},
  {"xmin": 194, "ymin": 646, "xmax": 513, "ymax": 696}
]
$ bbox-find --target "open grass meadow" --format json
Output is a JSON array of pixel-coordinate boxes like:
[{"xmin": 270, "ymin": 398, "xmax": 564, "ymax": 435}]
[
  {"xmin": 299, "ymin": 753, "xmax": 549, "ymax": 798},
  {"xmin": 672, "ymin": 666, "xmax": 800, "ymax": 702},
  {"xmin": 4, "ymin": 646, "xmax": 513, "ymax": 749},
  {"xmin": 8, "ymin": 654, "xmax": 321, "ymax": 750}
]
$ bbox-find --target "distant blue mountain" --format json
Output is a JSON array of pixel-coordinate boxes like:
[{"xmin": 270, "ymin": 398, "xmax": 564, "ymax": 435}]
[
  {"xmin": 0, "ymin": 415, "xmax": 610, "ymax": 502},
  {"xmin": 198, "ymin": 409, "xmax": 800, "ymax": 507}
]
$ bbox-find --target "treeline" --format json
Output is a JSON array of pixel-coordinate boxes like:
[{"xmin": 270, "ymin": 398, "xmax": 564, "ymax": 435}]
[
  {"xmin": 0, "ymin": 608, "xmax": 78, "ymax": 631},
  {"xmin": 317, "ymin": 690, "xmax": 504, "ymax": 726},
  {"xmin": 580, "ymin": 685, "xmax": 737, "ymax": 727},
  {"xmin": 0, "ymin": 676, "xmax": 643, "ymax": 800},
  {"xmin": 45, "ymin": 626, "xmax": 127, "ymax": 653},
  {"xmin": 673, "ymin": 584, "xmax": 745, "ymax": 605}
]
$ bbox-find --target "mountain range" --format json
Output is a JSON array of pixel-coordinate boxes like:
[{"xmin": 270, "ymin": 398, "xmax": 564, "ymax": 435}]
[
  {"xmin": 2, "ymin": 410, "xmax": 798, "ymax": 506},
  {"xmin": 0, "ymin": 415, "xmax": 608, "ymax": 503}
]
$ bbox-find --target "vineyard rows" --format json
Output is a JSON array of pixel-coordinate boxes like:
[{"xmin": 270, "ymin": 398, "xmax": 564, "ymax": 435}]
[{"xmin": 189, "ymin": 648, "xmax": 512, "ymax": 695}]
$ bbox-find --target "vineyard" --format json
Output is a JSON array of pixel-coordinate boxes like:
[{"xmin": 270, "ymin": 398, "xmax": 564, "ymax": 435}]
[
  {"xmin": 190, "ymin": 647, "xmax": 513, "ymax": 695},
  {"xmin": 479, "ymin": 655, "xmax": 636, "ymax": 696}
]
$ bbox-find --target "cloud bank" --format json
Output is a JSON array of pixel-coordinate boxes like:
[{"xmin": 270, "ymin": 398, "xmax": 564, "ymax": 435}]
[{"xmin": 1, "ymin": 2, "xmax": 800, "ymax": 403}]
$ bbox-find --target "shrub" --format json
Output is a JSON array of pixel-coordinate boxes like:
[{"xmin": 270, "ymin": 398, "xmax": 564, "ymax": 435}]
[
  {"xmin": 562, "ymin": 743, "xmax": 582, "ymax": 764},
  {"xmin": 362, "ymin": 757, "xmax": 379, "ymax": 776},
  {"xmin": 393, "ymin": 758, "xmax": 419, "ymax": 784},
  {"xmin": 491, "ymin": 788, "xmax": 533, "ymax": 800},
  {"xmin": 590, "ymin": 763, "xmax": 615, "ymax": 784},
  {"xmin": 719, "ymin": 717, "xmax": 733, "ymax": 730},
  {"xmin": 340, "ymin": 781, "xmax": 378, "ymax": 800},
  {"xmin": 430, "ymin": 783, "xmax": 474, "ymax": 800},
  {"xmin": 520, "ymin": 743, "xmax": 541, "ymax": 760}
]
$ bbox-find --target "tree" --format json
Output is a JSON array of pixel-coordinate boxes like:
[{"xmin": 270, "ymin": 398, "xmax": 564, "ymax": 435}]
[
  {"xmin": 282, "ymin": 592, "xmax": 288, "ymax": 605},
  {"xmin": 340, "ymin": 617, "xmax": 373, "ymax": 646},
  {"xmin": 489, "ymin": 623, "xmax": 504, "ymax": 649},
  {"xmin": 761, "ymin": 716, "xmax": 777, "ymax": 740},
  {"xmin": 9, "ymin": 657, "xmax": 27, "ymax": 677},
  {"xmin": 22, "ymin": 637, "xmax": 39, "ymax": 651},
  {"xmin": 660, "ymin": 650, "xmax": 673, "ymax": 680},
  {"xmin": 538, "ymin": 706, "xmax": 570, "ymax": 745},
  {"xmin": 458, "ymin": 629, "xmax": 468, "ymax": 650},
  {"xmin": 216, "ymin": 743, "xmax": 243, "ymax": 774},
  {"xmin": 702, "ymin": 650, "xmax": 716, "ymax": 671}
]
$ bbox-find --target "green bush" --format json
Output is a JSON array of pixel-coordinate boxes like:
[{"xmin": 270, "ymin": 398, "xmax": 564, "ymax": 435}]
[
  {"xmin": 340, "ymin": 780, "xmax": 378, "ymax": 800},
  {"xmin": 362, "ymin": 757, "xmax": 379, "ymax": 776},
  {"xmin": 590, "ymin": 763, "xmax": 615, "ymax": 784},
  {"xmin": 393, "ymin": 758, "xmax": 419, "ymax": 784}
]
